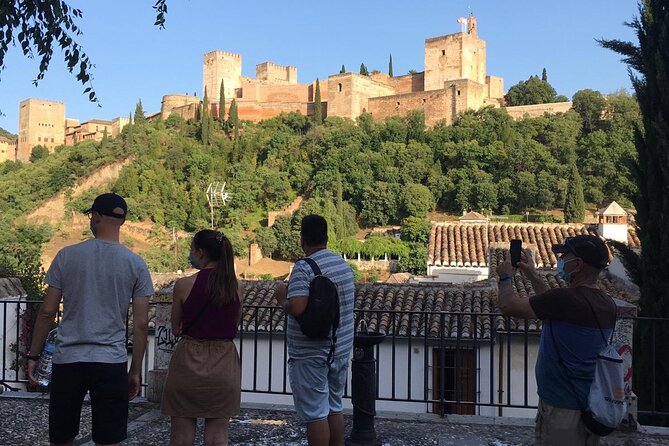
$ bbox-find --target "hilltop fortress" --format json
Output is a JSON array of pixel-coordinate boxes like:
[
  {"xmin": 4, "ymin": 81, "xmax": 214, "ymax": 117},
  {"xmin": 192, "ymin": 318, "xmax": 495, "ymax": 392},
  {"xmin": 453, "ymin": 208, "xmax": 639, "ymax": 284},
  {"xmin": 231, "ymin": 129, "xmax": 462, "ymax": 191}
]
[
  {"xmin": 7, "ymin": 15, "xmax": 572, "ymax": 163},
  {"xmin": 161, "ymin": 15, "xmax": 571, "ymax": 127}
]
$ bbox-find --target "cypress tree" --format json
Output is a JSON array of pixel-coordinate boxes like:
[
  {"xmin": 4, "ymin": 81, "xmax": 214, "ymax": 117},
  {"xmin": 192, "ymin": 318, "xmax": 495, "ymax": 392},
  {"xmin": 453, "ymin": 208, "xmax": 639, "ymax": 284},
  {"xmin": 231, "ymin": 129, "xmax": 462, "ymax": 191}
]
[
  {"xmin": 313, "ymin": 78, "xmax": 323, "ymax": 125},
  {"xmin": 229, "ymin": 99, "xmax": 239, "ymax": 140},
  {"xmin": 219, "ymin": 78, "xmax": 226, "ymax": 123},
  {"xmin": 359, "ymin": 63, "xmax": 369, "ymax": 76},
  {"xmin": 389, "ymin": 54, "xmax": 394, "ymax": 77},
  {"xmin": 563, "ymin": 162, "xmax": 585, "ymax": 223},
  {"xmin": 128, "ymin": 112, "xmax": 132, "ymax": 125},
  {"xmin": 541, "ymin": 67, "xmax": 548, "ymax": 82},
  {"xmin": 201, "ymin": 87, "xmax": 210, "ymax": 145},
  {"xmin": 134, "ymin": 99, "xmax": 146, "ymax": 125},
  {"xmin": 340, "ymin": 64, "xmax": 346, "ymax": 74},
  {"xmin": 601, "ymin": 0, "xmax": 669, "ymax": 423}
]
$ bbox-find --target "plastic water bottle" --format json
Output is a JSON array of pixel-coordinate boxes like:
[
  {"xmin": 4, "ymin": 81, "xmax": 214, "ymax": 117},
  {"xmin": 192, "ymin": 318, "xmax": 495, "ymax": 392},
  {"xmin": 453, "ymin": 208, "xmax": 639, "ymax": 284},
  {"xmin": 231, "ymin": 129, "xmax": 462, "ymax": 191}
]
[{"xmin": 34, "ymin": 328, "xmax": 57, "ymax": 387}]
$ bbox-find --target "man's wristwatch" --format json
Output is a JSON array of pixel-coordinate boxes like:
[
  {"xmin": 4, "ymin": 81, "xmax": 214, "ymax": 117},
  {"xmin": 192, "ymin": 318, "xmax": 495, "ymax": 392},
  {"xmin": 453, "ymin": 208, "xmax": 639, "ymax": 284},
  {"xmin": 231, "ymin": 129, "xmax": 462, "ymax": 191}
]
[
  {"xmin": 26, "ymin": 354, "xmax": 40, "ymax": 361},
  {"xmin": 498, "ymin": 273, "xmax": 512, "ymax": 283}
]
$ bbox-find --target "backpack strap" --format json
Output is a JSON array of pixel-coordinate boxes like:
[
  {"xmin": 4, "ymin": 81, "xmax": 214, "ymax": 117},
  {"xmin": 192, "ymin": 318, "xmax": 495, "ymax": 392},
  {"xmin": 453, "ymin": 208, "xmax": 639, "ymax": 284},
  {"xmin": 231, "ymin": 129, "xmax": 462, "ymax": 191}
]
[
  {"xmin": 300, "ymin": 257, "xmax": 323, "ymax": 276},
  {"xmin": 581, "ymin": 292, "xmax": 617, "ymax": 345},
  {"xmin": 299, "ymin": 257, "xmax": 338, "ymax": 365}
]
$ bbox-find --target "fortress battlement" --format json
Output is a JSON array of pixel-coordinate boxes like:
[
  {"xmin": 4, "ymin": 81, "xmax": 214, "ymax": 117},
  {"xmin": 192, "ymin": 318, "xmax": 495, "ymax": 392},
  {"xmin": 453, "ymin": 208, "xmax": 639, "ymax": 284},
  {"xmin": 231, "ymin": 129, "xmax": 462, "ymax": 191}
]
[
  {"xmin": 256, "ymin": 61, "xmax": 298, "ymax": 71},
  {"xmin": 204, "ymin": 50, "xmax": 242, "ymax": 60}
]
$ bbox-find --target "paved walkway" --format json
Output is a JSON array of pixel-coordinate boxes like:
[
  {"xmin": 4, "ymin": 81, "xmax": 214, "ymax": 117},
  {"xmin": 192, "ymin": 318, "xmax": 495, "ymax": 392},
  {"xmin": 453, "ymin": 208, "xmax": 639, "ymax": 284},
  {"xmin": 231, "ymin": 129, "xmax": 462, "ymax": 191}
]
[{"xmin": 1, "ymin": 393, "xmax": 668, "ymax": 445}]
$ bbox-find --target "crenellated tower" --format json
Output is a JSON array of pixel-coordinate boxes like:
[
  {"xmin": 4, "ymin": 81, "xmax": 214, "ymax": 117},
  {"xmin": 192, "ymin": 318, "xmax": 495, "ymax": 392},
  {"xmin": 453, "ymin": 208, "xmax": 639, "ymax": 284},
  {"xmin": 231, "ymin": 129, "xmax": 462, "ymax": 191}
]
[{"xmin": 203, "ymin": 51, "xmax": 242, "ymax": 102}]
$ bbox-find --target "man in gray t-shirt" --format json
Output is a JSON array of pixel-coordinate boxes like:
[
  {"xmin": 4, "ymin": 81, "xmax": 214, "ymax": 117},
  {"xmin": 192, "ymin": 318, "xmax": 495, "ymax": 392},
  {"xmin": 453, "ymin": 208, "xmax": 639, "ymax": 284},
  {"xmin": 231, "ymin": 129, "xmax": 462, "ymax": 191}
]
[{"xmin": 27, "ymin": 193, "xmax": 153, "ymax": 446}]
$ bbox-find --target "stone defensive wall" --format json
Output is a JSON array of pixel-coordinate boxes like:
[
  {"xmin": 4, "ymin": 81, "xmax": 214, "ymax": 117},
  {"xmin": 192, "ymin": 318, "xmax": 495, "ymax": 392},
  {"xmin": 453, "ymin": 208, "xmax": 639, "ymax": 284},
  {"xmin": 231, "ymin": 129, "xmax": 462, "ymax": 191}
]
[
  {"xmin": 369, "ymin": 89, "xmax": 452, "ymax": 127},
  {"xmin": 485, "ymin": 75, "xmax": 504, "ymax": 99},
  {"xmin": 165, "ymin": 103, "xmax": 198, "ymax": 121},
  {"xmin": 389, "ymin": 72, "xmax": 425, "ymax": 94},
  {"xmin": 161, "ymin": 94, "xmax": 200, "ymax": 120},
  {"xmin": 256, "ymin": 62, "xmax": 298, "ymax": 84},
  {"xmin": 370, "ymin": 72, "xmax": 426, "ymax": 95},
  {"xmin": 236, "ymin": 100, "xmax": 324, "ymax": 122},
  {"xmin": 326, "ymin": 73, "xmax": 396, "ymax": 120},
  {"xmin": 239, "ymin": 80, "xmax": 310, "ymax": 103},
  {"xmin": 503, "ymin": 101, "xmax": 573, "ymax": 120},
  {"xmin": 267, "ymin": 196, "xmax": 305, "ymax": 227}
]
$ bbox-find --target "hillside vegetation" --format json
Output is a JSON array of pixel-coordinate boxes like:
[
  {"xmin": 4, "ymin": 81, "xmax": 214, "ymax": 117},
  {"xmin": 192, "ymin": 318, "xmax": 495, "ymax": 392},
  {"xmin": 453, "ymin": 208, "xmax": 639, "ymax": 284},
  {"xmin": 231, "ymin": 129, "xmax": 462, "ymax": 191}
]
[{"xmin": 0, "ymin": 89, "xmax": 639, "ymax": 276}]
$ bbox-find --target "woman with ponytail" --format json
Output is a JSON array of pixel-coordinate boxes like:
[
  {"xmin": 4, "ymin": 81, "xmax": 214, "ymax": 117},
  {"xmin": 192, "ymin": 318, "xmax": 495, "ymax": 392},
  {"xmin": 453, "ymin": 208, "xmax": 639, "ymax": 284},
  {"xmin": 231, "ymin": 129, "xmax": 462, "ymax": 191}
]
[{"xmin": 161, "ymin": 230, "xmax": 242, "ymax": 446}]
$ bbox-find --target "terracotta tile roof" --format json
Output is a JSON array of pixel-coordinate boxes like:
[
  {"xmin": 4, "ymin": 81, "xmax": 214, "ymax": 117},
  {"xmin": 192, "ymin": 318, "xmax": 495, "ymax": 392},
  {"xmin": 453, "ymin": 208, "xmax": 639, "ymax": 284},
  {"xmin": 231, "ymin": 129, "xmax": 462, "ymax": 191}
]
[
  {"xmin": 627, "ymin": 228, "xmax": 640, "ymax": 248},
  {"xmin": 428, "ymin": 222, "xmax": 593, "ymax": 268},
  {"xmin": 428, "ymin": 222, "xmax": 641, "ymax": 268},
  {"xmin": 152, "ymin": 277, "xmax": 638, "ymax": 341}
]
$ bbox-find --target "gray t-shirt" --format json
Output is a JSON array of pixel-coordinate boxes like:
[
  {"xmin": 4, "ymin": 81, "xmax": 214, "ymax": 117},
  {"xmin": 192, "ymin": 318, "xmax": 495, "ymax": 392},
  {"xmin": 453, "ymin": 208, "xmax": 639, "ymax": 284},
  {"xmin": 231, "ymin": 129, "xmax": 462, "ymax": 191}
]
[{"xmin": 44, "ymin": 238, "xmax": 154, "ymax": 364}]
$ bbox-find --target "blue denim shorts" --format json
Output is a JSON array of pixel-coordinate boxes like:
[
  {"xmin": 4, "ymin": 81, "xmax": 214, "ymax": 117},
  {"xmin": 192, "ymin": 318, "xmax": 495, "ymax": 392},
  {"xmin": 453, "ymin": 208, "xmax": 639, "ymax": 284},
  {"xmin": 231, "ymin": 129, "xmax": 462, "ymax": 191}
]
[{"xmin": 288, "ymin": 356, "xmax": 349, "ymax": 423}]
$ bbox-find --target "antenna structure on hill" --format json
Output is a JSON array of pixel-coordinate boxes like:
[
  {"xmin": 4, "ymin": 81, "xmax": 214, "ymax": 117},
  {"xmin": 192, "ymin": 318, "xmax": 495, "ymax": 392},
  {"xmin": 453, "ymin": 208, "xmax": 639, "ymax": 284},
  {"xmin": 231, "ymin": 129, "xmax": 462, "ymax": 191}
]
[{"xmin": 206, "ymin": 181, "xmax": 232, "ymax": 229}]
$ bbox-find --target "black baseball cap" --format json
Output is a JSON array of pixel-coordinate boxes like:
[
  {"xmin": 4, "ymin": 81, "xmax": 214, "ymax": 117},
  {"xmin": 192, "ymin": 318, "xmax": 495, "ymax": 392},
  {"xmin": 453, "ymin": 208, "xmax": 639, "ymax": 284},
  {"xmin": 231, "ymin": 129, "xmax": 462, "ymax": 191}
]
[
  {"xmin": 84, "ymin": 193, "xmax": 127, "ymax": 219},
  {"xmin": 552, "ymin": 235, "xmax": 609, "ymax": 270}
]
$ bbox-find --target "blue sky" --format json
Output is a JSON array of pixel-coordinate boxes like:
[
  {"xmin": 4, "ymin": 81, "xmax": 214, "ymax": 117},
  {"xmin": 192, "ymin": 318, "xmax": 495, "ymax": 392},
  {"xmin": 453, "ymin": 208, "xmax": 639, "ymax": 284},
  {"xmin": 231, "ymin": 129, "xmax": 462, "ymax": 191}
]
[{"xmin": 0, "ymin": 0, "xmax": 639, "ymax": 134}]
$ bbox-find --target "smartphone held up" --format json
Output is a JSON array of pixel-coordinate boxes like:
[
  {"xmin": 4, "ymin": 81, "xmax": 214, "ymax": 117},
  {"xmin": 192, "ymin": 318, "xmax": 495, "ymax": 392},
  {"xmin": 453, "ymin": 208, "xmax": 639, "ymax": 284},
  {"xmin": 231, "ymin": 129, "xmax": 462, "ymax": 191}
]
[{"xmin": 510, "ymin": 239, "xmax": 522, "ymax": 268}]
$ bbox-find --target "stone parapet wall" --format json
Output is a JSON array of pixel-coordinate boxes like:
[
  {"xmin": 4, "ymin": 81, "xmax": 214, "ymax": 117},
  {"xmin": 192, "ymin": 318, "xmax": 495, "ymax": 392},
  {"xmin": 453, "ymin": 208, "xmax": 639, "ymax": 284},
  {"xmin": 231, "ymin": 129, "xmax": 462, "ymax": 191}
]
[
  {"xmin": 369, "ymin": 89, "xmax": 450, "ymax": 127},
  {"xmin": 161, "ymin": 94, "xmax": 200, "ymax": 120},
  {"xmin": 504, "ymin": 102, "xmax": 573, "ymax": 120}
]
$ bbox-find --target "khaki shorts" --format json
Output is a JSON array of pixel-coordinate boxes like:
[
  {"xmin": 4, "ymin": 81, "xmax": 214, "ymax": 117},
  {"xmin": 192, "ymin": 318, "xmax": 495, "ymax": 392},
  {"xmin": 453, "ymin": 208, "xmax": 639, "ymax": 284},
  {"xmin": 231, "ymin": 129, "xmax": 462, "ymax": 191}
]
[{"xmin": 535, "ymin": 399, "xmax": 600, "ymax": 446}]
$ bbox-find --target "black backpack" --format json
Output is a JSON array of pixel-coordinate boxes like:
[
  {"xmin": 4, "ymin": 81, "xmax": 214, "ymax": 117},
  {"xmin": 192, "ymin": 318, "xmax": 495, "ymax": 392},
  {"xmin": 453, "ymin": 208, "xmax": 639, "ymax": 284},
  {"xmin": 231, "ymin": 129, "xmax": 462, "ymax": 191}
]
[{"xmin": 296, "ymin": 257, "xmax": 340, "ymax": 363}]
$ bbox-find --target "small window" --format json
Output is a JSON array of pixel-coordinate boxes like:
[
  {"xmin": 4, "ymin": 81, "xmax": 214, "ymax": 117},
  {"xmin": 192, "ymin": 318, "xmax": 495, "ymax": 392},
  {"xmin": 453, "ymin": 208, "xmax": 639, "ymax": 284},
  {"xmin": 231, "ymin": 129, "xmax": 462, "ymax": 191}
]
[
  {"xmin": 442, "ymin": 50, "xmax": 446, "ymax": 56},
  {"xmin": 51, "ymin": 138, "xmax": 54, "ymax": 143},
  {"xmin": 457, "ymin": 90, "xmax": 461, "ymax": 96},
  {"xmin": 422, "ymin": 98, "xmax": 427, "ymax": 104},
  {"xmin": 362, "ymin": 108, "xmax": 366, "ymax": 113},
  {"xmin": 338, "ymin": 83, "xmax": 343, "ymax": 92},
  {"xmin": 396, "ymin": 101, "xmax": 400, "ymax": 106}
]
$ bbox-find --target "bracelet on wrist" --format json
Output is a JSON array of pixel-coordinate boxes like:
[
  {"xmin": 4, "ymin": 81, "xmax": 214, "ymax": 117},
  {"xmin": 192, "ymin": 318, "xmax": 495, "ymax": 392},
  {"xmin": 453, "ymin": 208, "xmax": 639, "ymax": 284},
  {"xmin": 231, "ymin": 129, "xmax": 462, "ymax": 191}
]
[
  {"xmin": 498, "ymin": 273, "xmax": 512, "ymax": 282},
  {"xmin": 26, "ymin": 354, "xmax": 40, "ymax": 361}
]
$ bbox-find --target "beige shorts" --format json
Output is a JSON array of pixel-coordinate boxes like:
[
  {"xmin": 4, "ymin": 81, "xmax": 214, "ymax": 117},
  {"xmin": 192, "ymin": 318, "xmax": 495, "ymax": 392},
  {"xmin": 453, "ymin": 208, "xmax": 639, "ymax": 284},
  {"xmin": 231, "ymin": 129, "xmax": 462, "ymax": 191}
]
[{"xmin": 535, "ymin": 399, "xmax": 600, "ymax": 446}]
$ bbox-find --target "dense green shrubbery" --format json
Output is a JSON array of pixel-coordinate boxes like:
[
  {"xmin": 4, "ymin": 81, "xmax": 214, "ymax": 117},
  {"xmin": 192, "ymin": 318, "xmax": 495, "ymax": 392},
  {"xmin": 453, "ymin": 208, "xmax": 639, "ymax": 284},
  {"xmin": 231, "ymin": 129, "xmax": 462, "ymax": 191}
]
[{"xmin": 0, "ymin": 89, "xmax": 639, "ymax": 270}]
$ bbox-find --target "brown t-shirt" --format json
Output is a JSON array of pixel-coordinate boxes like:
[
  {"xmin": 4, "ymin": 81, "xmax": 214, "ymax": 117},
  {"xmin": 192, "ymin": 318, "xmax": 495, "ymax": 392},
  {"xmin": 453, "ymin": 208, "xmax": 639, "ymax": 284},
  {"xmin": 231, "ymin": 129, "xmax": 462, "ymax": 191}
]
[{"xmin": 529, "ymin": 286, "xmax": 616, "ymax": 328}]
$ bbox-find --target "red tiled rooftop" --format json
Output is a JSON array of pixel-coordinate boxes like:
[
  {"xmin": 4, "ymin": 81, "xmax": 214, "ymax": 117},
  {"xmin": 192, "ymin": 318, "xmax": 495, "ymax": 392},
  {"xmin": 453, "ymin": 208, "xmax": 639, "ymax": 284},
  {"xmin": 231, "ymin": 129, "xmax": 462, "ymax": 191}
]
[{"xmin": 428, "ymin": 222, "xmax": 641, "ymax": 269}]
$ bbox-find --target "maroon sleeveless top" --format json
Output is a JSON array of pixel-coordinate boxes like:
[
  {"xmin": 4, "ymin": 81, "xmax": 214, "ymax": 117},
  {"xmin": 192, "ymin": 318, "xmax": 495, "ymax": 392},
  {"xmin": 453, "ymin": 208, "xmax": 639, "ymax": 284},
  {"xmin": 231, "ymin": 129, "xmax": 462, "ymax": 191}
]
[{"xmin": 181, "ymin": 269, "xmax": 240, "ymax": 339}]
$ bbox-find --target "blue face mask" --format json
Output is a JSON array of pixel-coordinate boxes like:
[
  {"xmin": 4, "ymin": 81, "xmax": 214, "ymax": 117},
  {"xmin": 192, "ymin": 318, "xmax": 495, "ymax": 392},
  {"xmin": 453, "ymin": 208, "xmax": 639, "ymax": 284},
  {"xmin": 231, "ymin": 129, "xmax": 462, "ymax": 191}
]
[
  {"xmin": 557, "ymin": 257, "xmax": 577, "ymax": 282},
  {"xmin": 188, "ymin": 253, "xmax": 199, "ymax": 269}
]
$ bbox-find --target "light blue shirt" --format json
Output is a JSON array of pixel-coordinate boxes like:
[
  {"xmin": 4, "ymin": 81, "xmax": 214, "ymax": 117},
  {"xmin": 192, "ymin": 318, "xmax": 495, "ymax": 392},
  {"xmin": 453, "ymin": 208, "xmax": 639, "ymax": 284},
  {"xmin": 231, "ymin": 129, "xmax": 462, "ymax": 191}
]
[{"xmin": 286, "ymin": 249, "xmax": 355, "ymax": 360}]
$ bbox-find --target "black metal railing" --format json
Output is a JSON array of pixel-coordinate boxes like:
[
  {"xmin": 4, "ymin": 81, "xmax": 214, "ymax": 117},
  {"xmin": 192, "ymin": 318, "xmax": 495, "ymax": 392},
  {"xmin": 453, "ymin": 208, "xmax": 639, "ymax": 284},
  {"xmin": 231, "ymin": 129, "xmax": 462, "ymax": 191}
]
[{"xmin": 2, "ymin": 300, "xmax": 668, "ymax": 425}]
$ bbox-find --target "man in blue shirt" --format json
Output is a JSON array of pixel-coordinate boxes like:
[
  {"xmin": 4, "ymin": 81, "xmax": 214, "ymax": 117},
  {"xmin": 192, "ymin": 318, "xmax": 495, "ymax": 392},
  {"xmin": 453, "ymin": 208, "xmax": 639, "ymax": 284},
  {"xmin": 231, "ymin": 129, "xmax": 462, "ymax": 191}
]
[{"xmin": 497, "ymin": 235, "xmax": 616, "ymax": 446}]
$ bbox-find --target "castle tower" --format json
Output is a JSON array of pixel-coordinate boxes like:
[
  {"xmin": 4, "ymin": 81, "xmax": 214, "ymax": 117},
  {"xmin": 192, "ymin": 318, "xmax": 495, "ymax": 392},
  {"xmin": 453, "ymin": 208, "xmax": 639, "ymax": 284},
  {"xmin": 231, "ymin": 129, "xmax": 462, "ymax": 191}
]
[
  {"xmin": 203, "ymin": 51, "xmax": 242, "ymax": 103},
  {"xmin": 423, "ymin": 14, "xmax": 486, "ymax": 91},
  {"xmin": 256, "ymin": 62, "xmax": 298, "ymax": 84},
  {"xmin": 17, "ymin": 98, "xmax": 65, "ymax": 162},
  {"xmin": 596, "ymin": 201, "xmax": 629, "ymax": 243}
]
